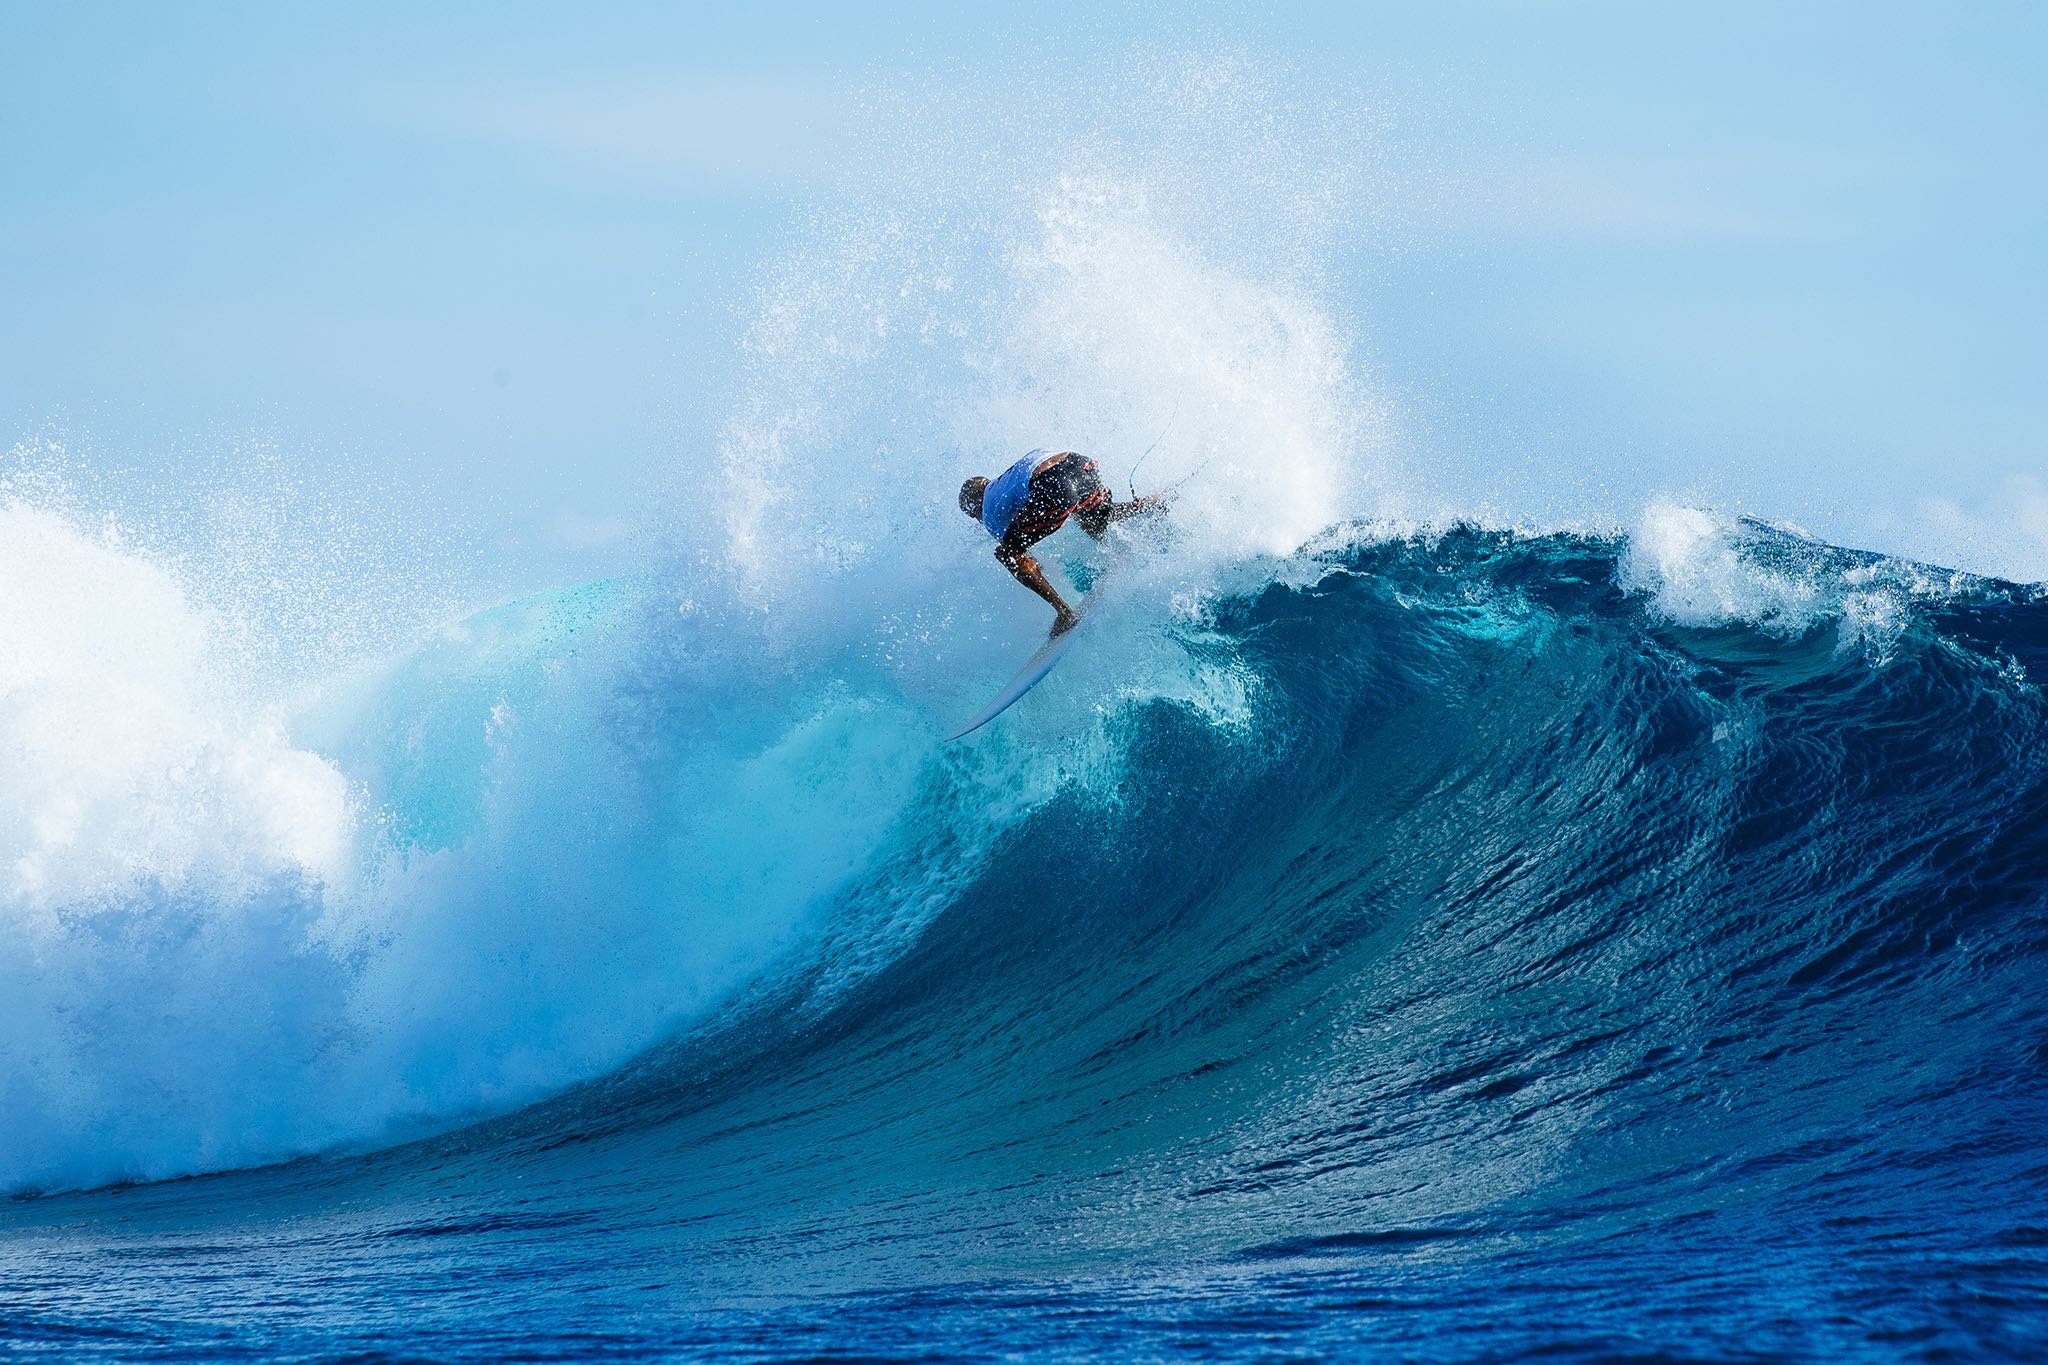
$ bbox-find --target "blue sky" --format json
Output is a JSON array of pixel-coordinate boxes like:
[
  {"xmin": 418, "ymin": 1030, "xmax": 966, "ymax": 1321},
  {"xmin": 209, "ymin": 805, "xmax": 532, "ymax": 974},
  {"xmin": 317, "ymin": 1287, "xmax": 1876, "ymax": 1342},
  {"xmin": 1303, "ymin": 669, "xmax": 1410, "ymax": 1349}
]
[{"xmin": 4, "ymin": 2, "xmax": 2044, "ymax": 579}]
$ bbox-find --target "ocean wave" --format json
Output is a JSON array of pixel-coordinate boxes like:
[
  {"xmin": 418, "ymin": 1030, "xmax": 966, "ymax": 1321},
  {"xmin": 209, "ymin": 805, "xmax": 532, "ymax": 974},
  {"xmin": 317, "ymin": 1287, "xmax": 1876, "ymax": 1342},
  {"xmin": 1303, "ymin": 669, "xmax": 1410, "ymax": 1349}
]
[{"xmin": 9, "ymin": 498, "xmax": 2042, "ymax": 1249}]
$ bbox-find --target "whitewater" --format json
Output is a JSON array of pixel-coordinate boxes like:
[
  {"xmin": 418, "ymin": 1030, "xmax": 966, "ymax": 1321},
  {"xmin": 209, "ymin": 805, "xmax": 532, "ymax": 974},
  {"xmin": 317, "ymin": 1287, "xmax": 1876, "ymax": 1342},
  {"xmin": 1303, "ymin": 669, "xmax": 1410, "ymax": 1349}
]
[{"xmin": 5, "ymin": 59, "xmax": 2048, "ymax": 1363}]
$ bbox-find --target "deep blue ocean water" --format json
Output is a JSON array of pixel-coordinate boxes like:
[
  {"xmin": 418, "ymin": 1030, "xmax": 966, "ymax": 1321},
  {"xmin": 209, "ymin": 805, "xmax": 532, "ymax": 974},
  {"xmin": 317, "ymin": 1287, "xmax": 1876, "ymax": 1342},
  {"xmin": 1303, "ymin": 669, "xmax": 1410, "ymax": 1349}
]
[{"xmin": 5, "ymin": 524, "xmax": 2047, "ymax": 1361}]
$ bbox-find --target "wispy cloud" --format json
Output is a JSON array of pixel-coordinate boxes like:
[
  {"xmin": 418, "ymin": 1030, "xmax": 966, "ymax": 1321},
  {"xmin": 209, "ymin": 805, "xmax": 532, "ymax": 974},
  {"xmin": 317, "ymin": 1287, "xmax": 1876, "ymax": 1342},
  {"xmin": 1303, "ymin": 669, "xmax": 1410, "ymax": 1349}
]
[
  {"xmin": 381, "ymin": 73, "xmax": 859, "ymax": 192},
  {"xmin": 1442, "ymin": 149, "xmax": 1890, "ymax": 244},
  {"xmin": 1917, "ymin": 474, "xmax": 2048, "ymax": 584}
]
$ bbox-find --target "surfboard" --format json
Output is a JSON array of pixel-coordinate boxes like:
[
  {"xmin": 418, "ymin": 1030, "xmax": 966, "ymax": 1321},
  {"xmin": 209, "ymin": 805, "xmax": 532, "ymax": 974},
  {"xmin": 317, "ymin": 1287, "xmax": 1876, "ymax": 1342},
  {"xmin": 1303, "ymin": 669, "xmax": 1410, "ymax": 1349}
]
[{"xmin": 946, "ymin": 613, "xmax": 1090, "ymax": 741}]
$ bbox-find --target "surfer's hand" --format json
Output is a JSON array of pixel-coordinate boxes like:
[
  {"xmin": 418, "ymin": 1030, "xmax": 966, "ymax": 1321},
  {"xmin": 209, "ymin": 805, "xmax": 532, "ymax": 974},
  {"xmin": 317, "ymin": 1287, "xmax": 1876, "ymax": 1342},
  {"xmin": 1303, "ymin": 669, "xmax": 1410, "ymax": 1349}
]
[{"xmin": 1051, "ymin": 609, "xmax": 1081, "ymax": 638}]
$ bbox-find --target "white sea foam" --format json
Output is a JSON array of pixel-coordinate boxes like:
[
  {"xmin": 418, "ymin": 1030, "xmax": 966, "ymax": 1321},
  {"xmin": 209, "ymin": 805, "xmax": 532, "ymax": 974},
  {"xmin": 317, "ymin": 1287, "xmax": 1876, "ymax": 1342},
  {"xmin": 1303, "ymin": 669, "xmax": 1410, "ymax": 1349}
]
[
  {"xmin": 1621, "ymin": 497, "xmax": 1952, "ymax": 654},
  {"xmin": 0, "ymin": 477, "xmax": 1143, "ymax": 1193},
  {"xmin": 1621, "ymin": 500, "xmax": 1826, "ymax": 635},
  {"xmin": 0, "ymin": 498, "xmax": 363, "ymax": 1186},
  {"xmin": 0, "ymin": 499, "xmax": 355, "ymax": 909}
]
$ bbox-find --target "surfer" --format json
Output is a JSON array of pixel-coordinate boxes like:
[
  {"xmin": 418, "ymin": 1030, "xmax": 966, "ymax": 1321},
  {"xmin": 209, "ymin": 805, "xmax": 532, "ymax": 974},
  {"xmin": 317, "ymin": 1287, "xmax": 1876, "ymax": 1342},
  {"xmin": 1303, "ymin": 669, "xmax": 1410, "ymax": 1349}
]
[{"xmin": 959, "ymin": 450, "xmax": 1165, "ymax": 637}]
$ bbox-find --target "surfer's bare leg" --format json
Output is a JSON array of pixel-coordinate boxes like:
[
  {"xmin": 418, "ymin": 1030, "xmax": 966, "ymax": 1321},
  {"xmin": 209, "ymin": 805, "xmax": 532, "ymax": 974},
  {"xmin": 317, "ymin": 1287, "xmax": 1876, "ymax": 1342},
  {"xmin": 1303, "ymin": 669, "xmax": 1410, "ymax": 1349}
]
[{"xmin": 995, "ymin": 545, "xmax": 1081, "ymax": 636}]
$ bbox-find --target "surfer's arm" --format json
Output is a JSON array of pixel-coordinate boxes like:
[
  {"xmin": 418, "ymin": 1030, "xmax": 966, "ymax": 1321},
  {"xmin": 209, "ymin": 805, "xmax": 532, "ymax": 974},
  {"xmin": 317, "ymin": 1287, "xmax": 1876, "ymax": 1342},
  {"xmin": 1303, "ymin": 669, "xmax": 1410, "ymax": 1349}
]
[{"xmin": 994, "ymin": 543, "xmax": 1080, "ymax": 634}]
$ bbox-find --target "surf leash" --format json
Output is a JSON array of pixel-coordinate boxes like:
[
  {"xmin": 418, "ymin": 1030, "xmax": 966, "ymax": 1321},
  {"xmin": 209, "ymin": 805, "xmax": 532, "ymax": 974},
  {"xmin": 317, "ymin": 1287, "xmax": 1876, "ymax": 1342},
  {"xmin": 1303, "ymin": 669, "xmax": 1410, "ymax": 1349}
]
[
  {"xmin": 1152, "ymin": 455, "xmax": 1216, "ymax": 509},
  {"xmin": 1127, "ymin": 401, "xmax": 1180, "ymax": 499}
]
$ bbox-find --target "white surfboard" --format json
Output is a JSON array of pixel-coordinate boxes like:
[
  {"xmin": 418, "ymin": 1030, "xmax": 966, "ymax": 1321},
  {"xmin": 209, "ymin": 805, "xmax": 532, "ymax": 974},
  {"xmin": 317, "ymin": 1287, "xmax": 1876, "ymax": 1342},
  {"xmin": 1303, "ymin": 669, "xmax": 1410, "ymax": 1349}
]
[{"xmin": 946, "ymin": 612, "xmax": 1090, "ymax": 741}]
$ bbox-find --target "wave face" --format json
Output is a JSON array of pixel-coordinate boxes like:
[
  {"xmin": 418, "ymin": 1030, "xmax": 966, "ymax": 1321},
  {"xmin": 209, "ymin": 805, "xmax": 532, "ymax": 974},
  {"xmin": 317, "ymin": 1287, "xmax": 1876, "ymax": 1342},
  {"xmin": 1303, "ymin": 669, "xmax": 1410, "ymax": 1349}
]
[{"xmin": 5, "ymin": 519, "xmax": 2046, "ymax": 1360}]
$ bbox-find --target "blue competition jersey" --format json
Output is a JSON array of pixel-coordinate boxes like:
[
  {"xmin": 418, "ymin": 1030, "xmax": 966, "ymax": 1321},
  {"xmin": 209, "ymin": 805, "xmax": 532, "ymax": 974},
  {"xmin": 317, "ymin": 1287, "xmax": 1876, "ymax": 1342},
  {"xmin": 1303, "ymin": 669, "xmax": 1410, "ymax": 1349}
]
[{"xmin": 980, "ymin": 450, "xmax": 1045, "ymax": 539}]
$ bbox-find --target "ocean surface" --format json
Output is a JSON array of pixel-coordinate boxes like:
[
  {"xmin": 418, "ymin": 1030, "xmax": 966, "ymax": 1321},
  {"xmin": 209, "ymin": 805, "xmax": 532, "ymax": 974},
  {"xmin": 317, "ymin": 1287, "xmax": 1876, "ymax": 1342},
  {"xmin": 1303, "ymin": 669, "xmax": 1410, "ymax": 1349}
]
[{"xmin": 5, "ymin": 511, "xmax": 2046, "ymax": 1361}]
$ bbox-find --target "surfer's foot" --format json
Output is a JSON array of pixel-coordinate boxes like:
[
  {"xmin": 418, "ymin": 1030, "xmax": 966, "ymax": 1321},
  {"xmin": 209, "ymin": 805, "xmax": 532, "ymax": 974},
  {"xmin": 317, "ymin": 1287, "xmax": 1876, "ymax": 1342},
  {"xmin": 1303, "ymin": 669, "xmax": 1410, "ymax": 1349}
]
[{"xmin": 1051, "ymin": 609, "xmax": 1081, "ymax": 638}]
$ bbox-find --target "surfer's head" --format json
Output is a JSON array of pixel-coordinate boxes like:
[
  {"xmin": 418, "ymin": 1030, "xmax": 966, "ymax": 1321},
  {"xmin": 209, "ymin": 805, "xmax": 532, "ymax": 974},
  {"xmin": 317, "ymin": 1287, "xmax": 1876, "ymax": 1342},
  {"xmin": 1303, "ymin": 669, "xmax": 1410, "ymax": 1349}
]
[{"xmin": 958, "ymin": 477, "xmax": 988, "ymax": 520}]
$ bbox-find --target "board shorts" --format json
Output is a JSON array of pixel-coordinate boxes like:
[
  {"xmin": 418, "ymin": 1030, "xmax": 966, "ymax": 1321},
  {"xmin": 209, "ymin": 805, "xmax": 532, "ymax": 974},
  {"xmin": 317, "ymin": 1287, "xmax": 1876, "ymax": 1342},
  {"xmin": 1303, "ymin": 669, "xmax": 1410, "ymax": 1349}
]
[{"xmin": 1003, "ymin": 454, "xmax": 1112, "ymax": 548}]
